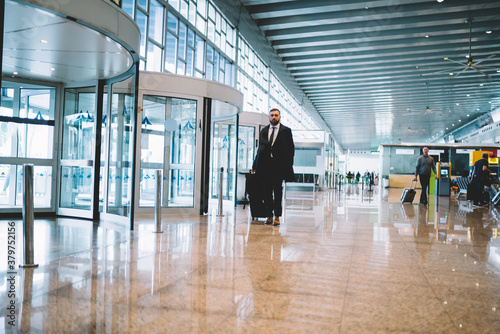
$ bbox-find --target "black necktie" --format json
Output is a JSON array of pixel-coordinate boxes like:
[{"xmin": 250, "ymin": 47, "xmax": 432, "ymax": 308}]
[{"xmin": 270, "ymin": 127, "xmax": 275, "ymax": 145}]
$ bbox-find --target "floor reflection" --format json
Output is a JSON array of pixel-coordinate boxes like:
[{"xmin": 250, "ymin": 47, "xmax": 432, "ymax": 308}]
[{"xmin": 1, "ymin": 185, "xmax": 500, "ymax": 332}]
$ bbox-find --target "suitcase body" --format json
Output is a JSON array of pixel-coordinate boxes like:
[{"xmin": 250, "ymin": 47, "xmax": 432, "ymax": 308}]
[
  {"xmin": 401, "ymin": 180, "xmax": 417, "ymax": 203},
  {"xmin": 245, "ymin": 173, "xmax": 267, "ymax": 219}
]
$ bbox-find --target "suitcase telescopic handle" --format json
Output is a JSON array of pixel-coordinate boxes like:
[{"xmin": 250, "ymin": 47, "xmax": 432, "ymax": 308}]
[{"xmin": 410, "ymin": 180, "xmax": 417, "ymax": 189}]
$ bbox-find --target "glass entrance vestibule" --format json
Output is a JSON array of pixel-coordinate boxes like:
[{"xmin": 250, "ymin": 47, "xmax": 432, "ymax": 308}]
[
  {"xmin": 136, "ymin": 72, "xmax": 242, "ymax": 216},
  {"xmin": 1, "ymin": 71, "xmax": 138, "ymax": 225}
]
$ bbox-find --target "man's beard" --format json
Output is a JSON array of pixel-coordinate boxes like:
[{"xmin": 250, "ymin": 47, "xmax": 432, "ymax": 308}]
[{"xmin": 270, "ymin": 119, "xmax": 279, "ymax": 126}]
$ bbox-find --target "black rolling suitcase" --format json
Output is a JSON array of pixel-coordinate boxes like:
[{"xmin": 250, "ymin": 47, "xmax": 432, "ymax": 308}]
[
  {"xmin": 245, "ymin": 173, "xmax": 267, "ymax": 220},
  {"xmin": 401, "ymin": 180, "xmax": 417, "ymax": 203}
]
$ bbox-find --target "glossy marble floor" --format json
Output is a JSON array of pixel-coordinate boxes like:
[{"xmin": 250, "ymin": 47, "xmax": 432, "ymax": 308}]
[{"xmin": 2, "ymin": 185, "xmax": 500, "ymax": 333}]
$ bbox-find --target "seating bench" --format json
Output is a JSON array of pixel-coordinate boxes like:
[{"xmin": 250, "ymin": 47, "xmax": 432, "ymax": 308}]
[{"xmin": 455, "ymin": 177, "xmax": 470, "ymax": 202}]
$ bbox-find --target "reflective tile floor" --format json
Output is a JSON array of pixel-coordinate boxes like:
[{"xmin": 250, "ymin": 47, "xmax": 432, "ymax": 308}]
[{"xmin": 2, "ymin": 186, "xmax": 500, "ymax": 333}]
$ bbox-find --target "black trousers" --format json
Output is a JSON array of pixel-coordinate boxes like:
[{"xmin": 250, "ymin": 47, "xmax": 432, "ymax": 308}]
[
  {"xmin": 263, "ymin": 166, "xmax": 284, "ymax": 218},
  {"xmin": 418, "ymin": 174, "xmax": 431, "ymax": 204}
]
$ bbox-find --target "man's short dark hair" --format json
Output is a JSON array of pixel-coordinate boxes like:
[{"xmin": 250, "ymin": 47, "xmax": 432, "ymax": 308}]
[
  {"xmin": 269, "ymin": 108, "xmax": 280, "ymax": 115},
  {"xmin": 482, "ymin": 152, "xmax": 489, "ymax": 159}
]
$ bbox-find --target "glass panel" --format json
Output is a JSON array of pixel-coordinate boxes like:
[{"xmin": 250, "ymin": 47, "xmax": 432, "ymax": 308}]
[
  {"xmin": 62, "ymin": 88, "xmax": 96, "ymax": 160},
  {"xmin": 17, "ymin": 124, "xmax": 54, "ymax": 159},
  {"xmin": 177, "ymin": 60, "xmax": 186, "ymax": 75},
  {"xmin": 140, "ymin": 95, "xmax": 166, "ymax": 207},
  {"xmin": 107, "ymin": 77, "xmax": 135, "ymax": 217},
  {"xmin": 148, "ymin": 0, "xmax": 164, "ymax": 43},
  {"xmin": 205, "ymin": 63, "xmax": 213, "ymax": 80},
  {"xmin": 99, "ymin": 86, "xmax": 109, "ymax": 212},
  {"xmin": 170, "ymin": 0, "xmax": 179, "ymax": 12},
  {"xmin": 195, "ymin": 35, "xmax": 205, "ymax": 71},
  {"xmin": 169, "ymin": 98, "xmax": 196, "ymax": 207},
  {"xmin": 146, "ymin": 42, "xmax": 162, "ymax": 72},
  {"xmin": 188, "ymin": 0, "xmax": 196, "ymax": 24},
  {"xmin": 0, "ymin": 122, "xmax": 17, "ymax": 157},
  {"xmin": 180, "ymin": 0, "xmax": 188, "ymax": 19},
  {"xmin": 167, "ymin": 11, "xmax": 178, "ymax": 34},
  {"xmin": 122, "ymin": 0, "xmax": 135, "ymax": 18},
  {"xmin": 206, "ymin": 44, "xmax": 213, "ymax": 62},
  {"xmin": 178, "ymin": 22, "xmax": 186, "ymax": 59},
  {"xmin": 136, "ymin": 10, "xmax": 148, "ymax": 57},
  {"xmin": 165, "ymin": 32, "xmax": 177, "ymax": 73},
  {"xmin": 20, "ymin": 88, "xmax": 55, "ymax": 120},
  {"xmin": 137, "ymin": 0, "xmax": 148, "ymax": 10},
  {"xmin": 197, "ymin": 0, "xmax": 206, "ymax": 17},
  {"xmin": 0, "ymin": 88, "xmax": 15, "ymax": 116},
  {"xmin": 196, "ymin": 14, "xmax": 206, "ymax": 35},
  {"xmin": 186, "ymin": 48, "xmax": 194, "ymax": 76},
  {"xmin": 187, "ymin": 28, "xmax": 195, "ymax": 47},
  {"xmin": 60, "ymin": 166, "xmax": 93, "ymax": 209},
  {"xmin": 0, "ymin": 164, "xmax": 15, "ymax": 206},
  {"xmin": 238, "ymin": 126, "xmax": 255, "ymax": 171}
]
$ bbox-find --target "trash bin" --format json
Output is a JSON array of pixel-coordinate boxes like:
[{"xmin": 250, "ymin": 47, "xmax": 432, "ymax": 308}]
[{"xmin": 382, "ymin": 175, "xmax": 389, "ymax": 188}]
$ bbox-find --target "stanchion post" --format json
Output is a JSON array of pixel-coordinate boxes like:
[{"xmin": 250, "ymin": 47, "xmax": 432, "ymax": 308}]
[
  {"xmin": 153, "ymin": 169, "xmax": 164, "ymax": 233},
  {"xmin": 217, "ymin": 167, "xmax": 225, "ymax": 217},
  {"xmin": 20, "ymin": 164, "xmax": 38, "ymax": 268}
]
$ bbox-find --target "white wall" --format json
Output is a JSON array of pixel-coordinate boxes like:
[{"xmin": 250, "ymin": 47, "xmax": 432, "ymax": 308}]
[{"xmin": 345, "ymin": 153, "xmax": 380, "ymax": 175}]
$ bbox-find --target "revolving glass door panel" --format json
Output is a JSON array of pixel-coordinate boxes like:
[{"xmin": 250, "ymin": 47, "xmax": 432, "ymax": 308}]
[
  {"xmin": 210, "ymin": 116, "xmax": 237, "ymax": 207},
  {"xmin": 59, "ymin": 87, "xmax": 96, "ymax": 214},
  {"xmin": 106, "ymin": 78, "xmax": 135, "ymax": 217},
  {"xmin": 168, "ymin": 98, "xmax": 197, "ymax": 207},
  {"xmin": 139, "ymin": 95, "xmax": 197, "ymax": 208}
]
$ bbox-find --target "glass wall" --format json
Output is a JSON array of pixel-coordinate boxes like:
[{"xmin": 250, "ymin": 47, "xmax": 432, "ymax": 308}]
[
  {"xmin": 121, "ymin": 0, "xmax": 319, "ymax": 130},
  {"xmin": 140, "ymin": 95, "xmax": 197, "ymax": 207},
  {"xmin": 0, "ymin": 83, "xmax": 56, "ymax": 209}
]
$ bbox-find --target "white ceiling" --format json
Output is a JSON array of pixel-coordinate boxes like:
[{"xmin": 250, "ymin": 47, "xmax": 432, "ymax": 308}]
[
  {"xmin": 3, "ymin": 0, "xmax": 134, "ymax": 84},
  {"xmin": 233, "ymin": 0, "xmax": 500, "ymax": 150}
]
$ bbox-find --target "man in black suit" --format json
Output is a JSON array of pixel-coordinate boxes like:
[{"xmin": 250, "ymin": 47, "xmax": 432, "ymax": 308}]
[{"xmin": 252, "ymin": 108, "xmax": 295, "ymax": 226}]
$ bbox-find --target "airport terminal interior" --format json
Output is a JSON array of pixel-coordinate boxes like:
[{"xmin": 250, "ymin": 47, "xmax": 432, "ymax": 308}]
[{"xmin": 2, "ymin": 0, "xmax": 500, "ymax": 332}]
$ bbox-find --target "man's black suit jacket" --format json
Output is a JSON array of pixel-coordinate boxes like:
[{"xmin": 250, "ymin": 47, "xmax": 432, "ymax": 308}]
[{"xmin": 253, "ymin": 124, "xmax": 295, "ymax": 182}]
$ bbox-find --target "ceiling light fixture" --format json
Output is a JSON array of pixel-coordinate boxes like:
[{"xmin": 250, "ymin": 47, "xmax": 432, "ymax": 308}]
[
  {"xmin": 50, "ymin": 68, "xmax": 55, "ymax": 71},
  {"xmin": 13, "ymin": 72, "xmax": 18, "ymax": 75},
  {"xmin": 486, "ymin": 30, "xmax": 492, "ymax": 34},
  {"xmin": 40, "ymin": 39, "xmax": 48, "ymax": 44}
]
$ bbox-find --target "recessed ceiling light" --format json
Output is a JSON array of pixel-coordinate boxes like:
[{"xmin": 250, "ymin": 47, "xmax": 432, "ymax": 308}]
[
  {"xmin": 50, "ymin": 68, "xmax": 55, "ymax": 71},
  {"xmin": 40, "ymin": 40, "xmax": 48, "ymax": 44},
  {"xmin": 446, "ymin": 128, "xmax": 449, "ymax": 130},
  {"xmin": 13, "ymin": 72, "xmax": 18, "ymax": 75},
  {"xmin": 456, "ymin": 103, "xmax": 459, "ymax": 105},
  {"xmin": 425, "ymin": 35, "xmax": 429, "ymax": 38},
  {"xmin": 486, "ymin": 30, "xmax": 492, "ymax": 34},
  {"xmin": 437, "ymin": 0, "xmax": 444, "ymax": 2},
  {"xmin": 466, "ymin": 94, "xmax": 470, "ymax": 97},
  {"xmin": 496, "ymin": 70, "xmax": 500, "ymax": 73},
  {"xmin": 459, "ymin": 120, "xmax": 461, "ymax": 122},
  {"xmin": 489, "ymin": 101, "xmax": 492, "ymax": 103},
  {"xmin": 452, "ymin": 124, "xmax": 455, "ymax": 126},
  {"xmin": 449, "ymin": 73, "xmax": 454, "ymax": 75},
  {"xmin": 480, "ymin": 83, "xmax": 484, "ymax": 86},
  {"xmin": 468, "ymin": 114, "xmax": 470, "ymax": 116}
]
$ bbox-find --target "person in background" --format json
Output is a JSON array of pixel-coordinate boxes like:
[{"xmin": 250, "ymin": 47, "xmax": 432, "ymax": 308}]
[
  {"xmin": 470, "ymin": 152, "xmax": 492, "ymax": 206},
  {"xmin": 414, "ymin": 147, "xmax": 437, "ymax": 205},
  {"xmin": 252, "ymin": 108, "xmax": 295, "ymax": 226}
]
